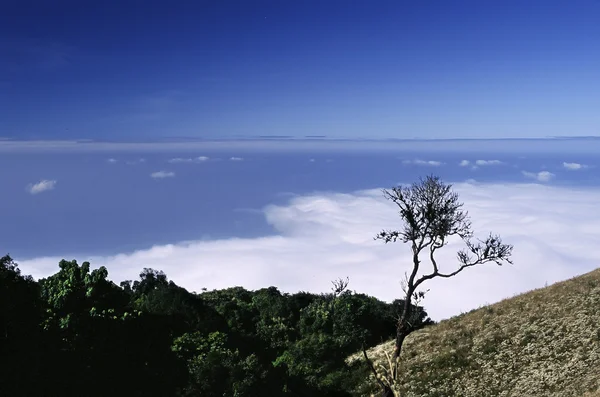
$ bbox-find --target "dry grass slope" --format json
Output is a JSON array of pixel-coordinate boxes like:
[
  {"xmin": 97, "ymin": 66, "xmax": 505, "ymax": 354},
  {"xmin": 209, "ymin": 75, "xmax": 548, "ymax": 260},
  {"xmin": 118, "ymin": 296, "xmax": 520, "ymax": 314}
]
[{"xmin": 354, "ymin": 268, "xmax": 600, "ymax": 397}]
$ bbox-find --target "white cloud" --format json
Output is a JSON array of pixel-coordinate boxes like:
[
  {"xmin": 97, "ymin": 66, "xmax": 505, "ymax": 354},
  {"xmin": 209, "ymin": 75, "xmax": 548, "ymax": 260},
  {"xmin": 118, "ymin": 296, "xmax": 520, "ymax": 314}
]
[
  {"xmin": 522, "ymin": 170, "xmax": 555, "ymax": 182},
  {"xmin": 563, "ymin": 162, "xmax": 587, "ymax": 170},
  {"xmin": 168, "ymin": 156, "xmax": 210, "ymax": 163},
  {"xmin": 150, "ymin": 171, "xmax": 175, "ymax": 179},
  {"xmin": 459, "ymin": 159, "xmax": 503, "ymax": 170},
  {"xmin": 27, "ymin": 180, "xmax": 57, "ymax": 195},
  {"xmin": 230, "ymin": 157, "xmax": 244, "ymax": 161},
  {"xmin": 107, "ymin": 158, "xmax": 117, "ymax": 163},
  {"xmin": 16, "ymin": 182, "xmax": 600, "ymax": 322},
  {"xmin": 403, "ymin": 159, "xmax": 443, "ymax": 166},
  {"xmin": 475, "ymin": 159, "xmax": 503, "ymax": 166}
]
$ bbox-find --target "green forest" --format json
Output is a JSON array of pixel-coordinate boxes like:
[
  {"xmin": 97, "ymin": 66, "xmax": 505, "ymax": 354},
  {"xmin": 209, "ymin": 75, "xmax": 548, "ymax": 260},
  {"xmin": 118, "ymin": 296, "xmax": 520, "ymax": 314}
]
[{"xmin": 0, "ymin": 254, "xmax": 432, "ymax": 397}]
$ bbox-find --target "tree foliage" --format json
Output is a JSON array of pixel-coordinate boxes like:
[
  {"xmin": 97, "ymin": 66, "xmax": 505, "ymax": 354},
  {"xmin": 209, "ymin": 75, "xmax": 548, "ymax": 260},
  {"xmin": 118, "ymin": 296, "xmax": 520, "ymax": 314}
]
[{"xmin": 1, "ymin": 212, "xmax": 438, "ymax": 396}]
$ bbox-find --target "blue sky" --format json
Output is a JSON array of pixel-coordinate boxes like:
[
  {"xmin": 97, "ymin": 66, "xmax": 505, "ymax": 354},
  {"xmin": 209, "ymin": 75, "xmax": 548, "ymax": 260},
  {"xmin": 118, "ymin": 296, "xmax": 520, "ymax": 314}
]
[{"xmin": 2, "ymin": 0, "xmax": 600, "ymax": 140}]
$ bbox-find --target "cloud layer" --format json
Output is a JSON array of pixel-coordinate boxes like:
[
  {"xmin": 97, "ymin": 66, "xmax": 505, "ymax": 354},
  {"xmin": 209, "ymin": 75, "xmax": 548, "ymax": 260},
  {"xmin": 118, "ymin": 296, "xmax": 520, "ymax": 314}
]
[
  {"xmin": 3, "ymin": 138, "xmax": 600, "ymax": 154},
  {"xmin": 27, "ymin": 180, "xmax": 57, "ymax": 194},
  {"xmin": 15, "ymin": 182, "xmax": 600, "ymax": 322}
]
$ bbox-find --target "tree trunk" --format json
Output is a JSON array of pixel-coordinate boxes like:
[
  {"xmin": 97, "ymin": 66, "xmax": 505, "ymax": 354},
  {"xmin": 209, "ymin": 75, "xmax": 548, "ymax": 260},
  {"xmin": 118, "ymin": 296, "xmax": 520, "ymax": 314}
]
[
  {"xmin": 382, "ymin": 385, "xmax": 394, "ymax": 397},
  {"xmin": 393, "ymin": 329, "xmax": 408, "ymax": 359},
  {"xmin": 391, "ymin": 293, "xmax": 414, "ymax": 380},
  {"xmin": 370, "ymin": 290, "xmax": 415, "ymax": 396}
]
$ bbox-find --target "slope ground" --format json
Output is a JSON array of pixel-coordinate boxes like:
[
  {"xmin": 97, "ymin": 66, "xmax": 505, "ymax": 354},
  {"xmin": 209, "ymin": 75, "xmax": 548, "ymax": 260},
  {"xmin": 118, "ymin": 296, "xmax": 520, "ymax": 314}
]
[{"xmin": 354, "ymin": 268, "xmax": 600, "ymax": 397}]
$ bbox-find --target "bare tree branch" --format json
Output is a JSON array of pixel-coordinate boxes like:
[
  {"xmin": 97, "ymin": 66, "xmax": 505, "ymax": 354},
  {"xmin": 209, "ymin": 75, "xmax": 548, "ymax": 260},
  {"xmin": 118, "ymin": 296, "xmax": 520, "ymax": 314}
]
[
  {"xmin": 331, "ymin": 277, "xmax": 350, "ymax": 297},
  {"xmin": 362, "ymin": 346, "xmax": 389, "ymax": 392}
]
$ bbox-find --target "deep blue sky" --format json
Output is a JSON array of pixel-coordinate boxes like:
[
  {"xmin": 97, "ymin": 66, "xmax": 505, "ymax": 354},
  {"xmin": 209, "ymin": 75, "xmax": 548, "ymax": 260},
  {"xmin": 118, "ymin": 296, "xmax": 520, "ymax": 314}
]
[{"xmin": 2, "ymin": 0, "xmax": 600, "ymax": 140}]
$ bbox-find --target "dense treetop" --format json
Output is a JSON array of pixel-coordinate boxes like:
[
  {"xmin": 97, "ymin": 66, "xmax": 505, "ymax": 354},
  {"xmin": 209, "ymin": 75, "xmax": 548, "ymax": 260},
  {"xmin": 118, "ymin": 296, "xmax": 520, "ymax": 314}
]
[{"xmin": 0, "ymin": 255, "xmax": 433, "ymax": 397}]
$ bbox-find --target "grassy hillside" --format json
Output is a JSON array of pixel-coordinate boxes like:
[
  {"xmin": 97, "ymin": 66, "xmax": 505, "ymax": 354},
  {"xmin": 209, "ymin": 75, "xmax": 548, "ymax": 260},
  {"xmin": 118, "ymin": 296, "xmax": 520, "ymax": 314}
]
[{"xmin": 354, "ymin": 268, "xmax": 600, "ymax": 397}]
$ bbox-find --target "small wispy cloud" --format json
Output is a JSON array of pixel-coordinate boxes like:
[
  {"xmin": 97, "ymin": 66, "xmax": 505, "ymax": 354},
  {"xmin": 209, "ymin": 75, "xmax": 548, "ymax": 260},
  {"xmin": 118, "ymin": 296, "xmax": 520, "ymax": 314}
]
[
  {"xmin": 403, "ymin": 159, "xmax": 443, "ymax": 166},
  {"xmin": 106, "ymin": 158, "xmax": 118, "ymax": 164},
  {"xmin": 168, "ymin": 156, "xmax": 210, "ymax": 163},
  {"xmin": 522, "ymin": 170, "xmax": 555, "ymax": 182},
  {"xmin": 475, "ymin": 159, "xmax": 503, "ymax": 166},
  {"xmin": 563, "ymin": 162, "xmax": 587, "ymax": 170},
  {"xmin": 309, "ymin": 158, "xmax": 316, "ymax": 162},
  {"xmin": 460, "ymin": 159, "xmax": 503, "ymax": 168},
  {"xmin": 230, "ymin": 157, "xmax": 244, "ymax": 161},
  {"xmin": 150, "ymin": 171, "xmax": 175, "ymax": 179},
  {"xmin": 126, "ymin": 158, "xmax": 146, "ymax": 165},
  {"xmin": 27, "ymin": 180, "xmax": 57, "ymax": 195}
]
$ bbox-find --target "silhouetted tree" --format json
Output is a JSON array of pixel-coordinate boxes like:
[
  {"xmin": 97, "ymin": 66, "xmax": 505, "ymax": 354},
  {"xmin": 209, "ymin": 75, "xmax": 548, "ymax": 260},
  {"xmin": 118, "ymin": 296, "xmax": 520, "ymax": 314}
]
[{"xmin": 364, "ymin": 175, "xmax": 513, "ymax": 396}]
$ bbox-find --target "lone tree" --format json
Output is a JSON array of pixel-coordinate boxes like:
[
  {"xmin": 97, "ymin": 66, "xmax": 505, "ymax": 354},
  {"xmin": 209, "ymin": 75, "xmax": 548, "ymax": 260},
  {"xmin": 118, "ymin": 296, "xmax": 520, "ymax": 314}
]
[{"xmin": 364, "ymin": 175, "xmax": 513, "ymax": 397}]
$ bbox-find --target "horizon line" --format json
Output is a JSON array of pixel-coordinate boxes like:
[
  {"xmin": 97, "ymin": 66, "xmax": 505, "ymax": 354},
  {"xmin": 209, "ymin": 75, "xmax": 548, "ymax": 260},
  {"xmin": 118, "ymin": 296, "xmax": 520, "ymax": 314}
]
[
  {"xmin": 2, "ymin": 136, "xmax": 600, "ymax": 154},
  {"xmin": 2, "ymin": 135, "xmax": 600, "ymax": 144}
]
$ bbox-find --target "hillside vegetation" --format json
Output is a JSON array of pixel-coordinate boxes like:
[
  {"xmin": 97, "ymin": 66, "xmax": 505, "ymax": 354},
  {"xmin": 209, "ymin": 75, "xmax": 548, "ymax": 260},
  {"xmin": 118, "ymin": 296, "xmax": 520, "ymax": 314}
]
[
  {"xmin": 0, "ymin": 255, "xmax": 434, "ymax": 397},
  {"xmin": 356, "ymin": 268, "xmax": 600, "ymax": 397}
]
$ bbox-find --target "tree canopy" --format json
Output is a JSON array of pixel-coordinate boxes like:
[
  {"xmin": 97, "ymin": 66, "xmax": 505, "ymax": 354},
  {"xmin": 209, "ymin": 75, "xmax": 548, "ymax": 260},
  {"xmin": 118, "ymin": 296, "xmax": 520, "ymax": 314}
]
[{"xmin": 0, "ymin": 254, "xmax": 433, "ymax": 396}]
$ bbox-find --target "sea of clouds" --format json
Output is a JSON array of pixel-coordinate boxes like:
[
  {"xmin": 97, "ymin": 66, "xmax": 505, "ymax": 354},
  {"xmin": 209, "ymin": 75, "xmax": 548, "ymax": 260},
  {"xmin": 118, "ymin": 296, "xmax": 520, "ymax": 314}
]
[{"xmin": 17, "ymin": 181, "xmax": 600, "ymax": 322}]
